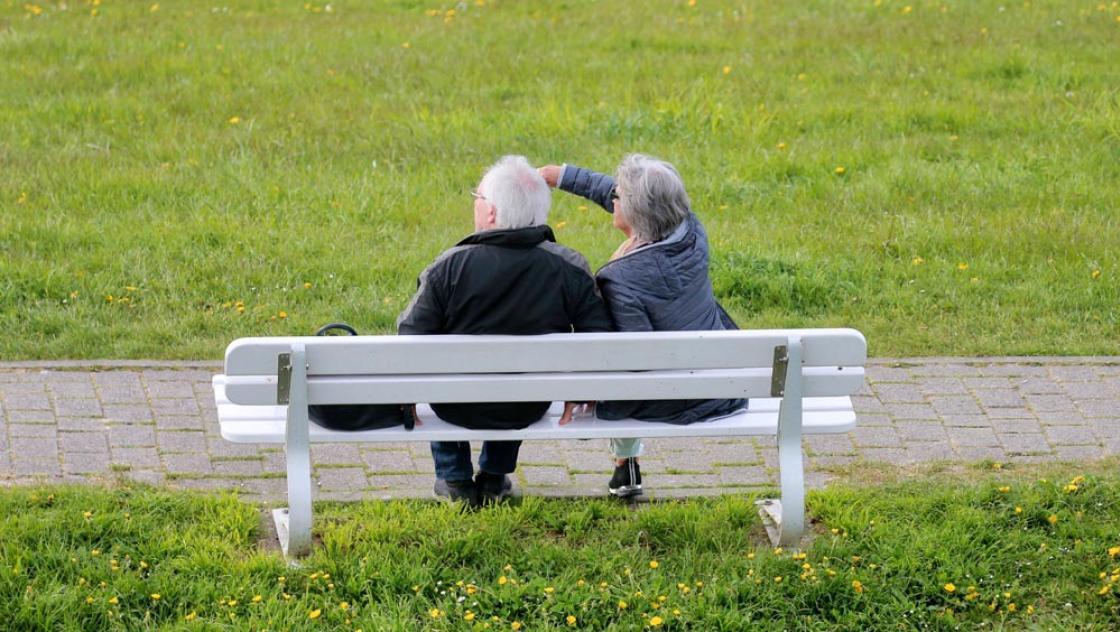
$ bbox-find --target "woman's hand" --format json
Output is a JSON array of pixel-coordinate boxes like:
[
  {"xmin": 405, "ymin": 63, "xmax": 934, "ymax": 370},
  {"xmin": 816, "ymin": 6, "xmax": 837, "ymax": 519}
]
[
  {"xmin": 559, "ymin": 401, "xmax": 595, "ymax": 425},
  {"xmin": 538, "ymin": 165, "xmax": 562, "ymax": 188}
]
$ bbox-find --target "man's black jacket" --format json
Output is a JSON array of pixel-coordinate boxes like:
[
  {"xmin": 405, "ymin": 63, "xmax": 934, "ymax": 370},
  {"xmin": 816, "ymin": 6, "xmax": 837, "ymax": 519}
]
[{"xmin": 397, "ymin": 225, "xmax": 612, "ymax": 429}]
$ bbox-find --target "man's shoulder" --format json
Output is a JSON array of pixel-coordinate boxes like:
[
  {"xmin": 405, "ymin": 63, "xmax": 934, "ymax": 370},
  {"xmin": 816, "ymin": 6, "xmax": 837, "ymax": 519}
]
[{"xmin": 534, "ymin": 241, "xmax": 594, "ymax": 276}]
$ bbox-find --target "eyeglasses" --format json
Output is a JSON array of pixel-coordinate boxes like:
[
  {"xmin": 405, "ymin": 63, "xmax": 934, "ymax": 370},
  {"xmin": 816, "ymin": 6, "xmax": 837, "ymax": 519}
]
[
  {"xmin": 471, "ymin": 189, "xmax": 486, "ymax": 200},
  {"xmin": 609, "ymin": 188, "xmax": 620, "ymax": 202}
]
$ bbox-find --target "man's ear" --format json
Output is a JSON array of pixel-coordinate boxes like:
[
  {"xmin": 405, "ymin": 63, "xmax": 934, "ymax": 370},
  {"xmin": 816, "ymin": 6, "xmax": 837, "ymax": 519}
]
[{"xmin": 486, "ymin": 203, "xmax": 497, "ymax": 227}]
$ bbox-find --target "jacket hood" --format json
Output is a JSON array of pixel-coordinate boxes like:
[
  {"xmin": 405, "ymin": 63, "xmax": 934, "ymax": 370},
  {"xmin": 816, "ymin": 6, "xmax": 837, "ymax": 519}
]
[{"xmin": 457, "ymin": 225, "xmax": 556, "ymax": 249}]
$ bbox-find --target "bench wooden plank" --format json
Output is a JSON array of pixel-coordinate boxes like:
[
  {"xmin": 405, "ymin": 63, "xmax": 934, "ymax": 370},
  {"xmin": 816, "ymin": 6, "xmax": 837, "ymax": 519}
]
[
  {"xmin": 221, "ymin": 367, "xmax": 865, "ymax": 407},
  {"xmin": 224, "ymin": 329, "xmax": 866, "ymax": 376}
]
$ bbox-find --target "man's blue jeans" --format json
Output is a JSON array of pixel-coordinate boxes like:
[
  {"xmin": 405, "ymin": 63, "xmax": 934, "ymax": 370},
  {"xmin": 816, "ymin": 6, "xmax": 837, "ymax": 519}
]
[{"xmin": 430, "ymin": 441, "xmax": 521, "ymax": 482}]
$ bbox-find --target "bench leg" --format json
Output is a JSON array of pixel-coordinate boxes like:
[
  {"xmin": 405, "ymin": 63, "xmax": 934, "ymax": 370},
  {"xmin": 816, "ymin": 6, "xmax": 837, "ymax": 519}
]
[
  {"xmin": 756, "ymin": 338, "xmax": 805, "ymax": 547},
  {"xmin": 278, "ymin": 343, "xmax": 313, "ymax": 558}
]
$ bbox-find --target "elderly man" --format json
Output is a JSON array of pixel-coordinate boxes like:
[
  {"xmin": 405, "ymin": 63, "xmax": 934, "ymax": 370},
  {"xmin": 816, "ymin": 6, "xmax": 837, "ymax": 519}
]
[{"xmin": 398, "ymin": 155, "xmax": 612, "ymax": 505}]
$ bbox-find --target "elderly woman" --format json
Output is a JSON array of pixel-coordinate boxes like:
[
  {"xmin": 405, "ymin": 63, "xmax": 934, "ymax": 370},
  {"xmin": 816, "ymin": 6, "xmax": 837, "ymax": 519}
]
[{"xmin": 539, "ymin": 155, "xmax": 746, "ymax": 498}]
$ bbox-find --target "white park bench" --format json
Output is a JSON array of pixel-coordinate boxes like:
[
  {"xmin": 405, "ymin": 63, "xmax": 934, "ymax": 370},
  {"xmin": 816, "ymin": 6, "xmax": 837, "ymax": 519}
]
[{"xmin": 213, "ymin": 329, "xmax": 866, "ymax": 557}]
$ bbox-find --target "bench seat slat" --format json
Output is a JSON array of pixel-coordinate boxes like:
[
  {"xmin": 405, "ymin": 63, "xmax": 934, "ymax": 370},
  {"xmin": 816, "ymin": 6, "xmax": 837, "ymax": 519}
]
[
  {"xmin": 221, "ymin": 367, "xmax": 865, "ymax": 406},
  {"xmin": 214, "ymin": 377, "xmax": 855, "ymax": 443},
  {"xmin": 224, "ymin": 329, "xmax": 867, "ymax": 376}
]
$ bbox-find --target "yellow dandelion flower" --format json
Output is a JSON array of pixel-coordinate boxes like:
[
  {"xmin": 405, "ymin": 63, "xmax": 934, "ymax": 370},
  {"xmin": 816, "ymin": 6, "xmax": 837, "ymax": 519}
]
[
  {"xmin": 184, "ymin": 611, "xmax": 197, "ymax": 621},
  {"xmin": 304, "ymin": 282, "xmax": 312, "ymax": 289},
  {"xmin": 1048, "ymin": 514, "xmax": 1058, "ymax": 525},
  {"xmin": 650, "ymin": 616, "xmax": 664, "ymax": 626},
  {"xmin": 1109, "ymin": 546, "xmax": 1120, "ymax": 557},
  {"xmin": 544, "ymin": 586, "xmax": 555, "ymax": 594},
  {"xmin": 464, "ymin": 611, "xmax": 475, "ymax": 621},
  {"xmin": 17, "ymin": 192, "xmax": 28, "ymax": 204},
  {"xmin": 998, "ymin": 486, "xmax": 1011, "ymax": 493},
  {"xmin": 554, "ymin": 221, "xmax": 567, "ymax": 229},
  {"xmin": 576, "ymin": 579, "xmax": 585, "ymax": 587},
  {"xmin": 150, "ymin": 594, "xmax": 160, "ymax": 601},
  {"xmin": 1091, "ymin": 269, "xmax": 1101, "ymax": 279},
  {"xmin": 902, "ymin": 5, "xmax": 913, "ymax": 14},
  {"xmin": 149, "ymin": 3, "xmax": 159, "ymax": 12},
  {"xmin": 429, "ymin": 608, "xmax": 441, "ymax": 619},
  {"xmin": 1100, "ymin": 585, "xmax": 1111, "ymax": 596},
  {"xmin": 511, "ymin": 622, "xmax": 522, "ymax": 630},
  {"xmin": 278, "ymin": 311, "xmax": 288, "ymax": 319},
  {"xmin": 228, "ymin": 116, "xmax": 241, "ymax": 125},
  {"xmin": 852, "ymin": 580, "xmax": 864, "ymax": 593},
  {"xmin": 722, "ymin": 66, "xmax": 732, "ymax": 75},
  {"xmin": 227, "ymin": 600, "xmax": 237, "ymax": 607},
  {"xmin": 991, "ymin": 462, "xmax": 1002, "ymax": 470},
  {"xmin": 86, "ymin": 596, "xmax": 94, "ymax": 604},
  {"xmin": 834, "ymin": 166, "xmax": 846, "ymax": 175},
  {"xmin": 498, "ymin": 575, "xmax": 508, "ymax": 585},
  {"xmin": 252, "ymin": 595, "xmax": 262, "ymax": 603},
  {"xmin": 1027, "ymin": 605, "xmax": 1035, "ymax": 614},
  {"xmin": 688, "ymin": 0, "xmax": 696, "ymax": 6},
  {"xmin": 649, "ymin": 560, "xmax": 659, "ymax": 569},
  {"xmin": 957, "ymin": 262, "xmax": 969, "ymax": 271},
  {"xmin": 1015, "ymin": 506, "xmax": 1023, "ymax": 514},
  {"xmin": 91, "ymin": 549, "xmax": 101, "ymax": 556},
  {"xmin": 108, "ymin": 596, "xmax": 119, "ymax": 605},
  {"xmin": 402, "ymin": 42, "xmax": 411, "ymax": 48},
  {"xmin": 776, "ymin": 142, "xmax": 787, "ymax": 150},
  {"xmin": 618, "ymin": 600, "xmax": 629, "ymax": 609},
  {"xmin": 747, "ymin": 552, "xmax": 755, "ymax": 559},
  {"xmin": 944, "ymin": 583, "xmax": 956, "ymax": 593},
  {"xmin": 949, "ymin": 134, "xmax": 959, "ymax": 141},
  {"xmin": 105, "ymin": 295, "xmax": 114, "ymax": 303},
  {"xmin": 566, "ymin": 615, "xmax": 576, "ymax": 625},
  {"xmin": 308, "ymin": 609, "xmax": 321, "ymax": 619},
  {"xmin": 774, "ymin": 576, "xmax": 783, "ymax": 583}
]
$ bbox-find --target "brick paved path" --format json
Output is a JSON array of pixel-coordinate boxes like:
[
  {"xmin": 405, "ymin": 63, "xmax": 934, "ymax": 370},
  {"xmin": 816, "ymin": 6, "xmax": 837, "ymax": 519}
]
[{"xmin": 1, "ymin": 358, "xmax": 1117, "ymax": 502}]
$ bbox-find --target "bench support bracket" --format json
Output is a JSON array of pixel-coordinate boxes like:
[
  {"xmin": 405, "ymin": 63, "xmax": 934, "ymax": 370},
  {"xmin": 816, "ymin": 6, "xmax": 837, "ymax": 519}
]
[
  {"xmin": 756, "ymin": 337, "xmax": 805, "ymax": 546},
  {"xmin": 277, "ymin": 343, "xmax": 313, "ymax": 558}
]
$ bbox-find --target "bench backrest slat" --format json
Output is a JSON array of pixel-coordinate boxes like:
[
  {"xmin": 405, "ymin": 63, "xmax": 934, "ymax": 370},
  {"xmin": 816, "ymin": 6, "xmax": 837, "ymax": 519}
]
[
  {"xmin": 224, "ymin": 329, "xmax": 866, "ymax": 376},
  {"xmin": 222, "ymin": 366, "xmax": 866, "ymax": 406}
]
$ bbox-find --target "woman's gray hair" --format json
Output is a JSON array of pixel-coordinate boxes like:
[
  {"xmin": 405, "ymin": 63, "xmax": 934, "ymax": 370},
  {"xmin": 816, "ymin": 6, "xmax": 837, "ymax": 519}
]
[
  {"xmin": 479, "ymin": 155, "xmax": 551, "ymax": 229},
  {"xmin": 615, "ymin": 154, "xmax": 691, "ymax": 242}
]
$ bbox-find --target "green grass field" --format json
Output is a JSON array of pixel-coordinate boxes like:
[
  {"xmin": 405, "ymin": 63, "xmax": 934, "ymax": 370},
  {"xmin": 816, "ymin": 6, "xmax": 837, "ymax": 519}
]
[
  {"xmin": 1, "ymin": 0, "xmax": 1117, "ymax": 359},
  {"xmin": 4, "ymin": 461, "xmax": 1120, "ymax": 630}
]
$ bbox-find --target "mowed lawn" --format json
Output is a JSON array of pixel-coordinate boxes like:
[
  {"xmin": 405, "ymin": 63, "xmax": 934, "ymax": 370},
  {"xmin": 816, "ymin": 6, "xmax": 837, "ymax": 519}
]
[
  {"xmin": 1, "ymin": 0, "xmax": 1117, "ymax": 359},
  {"xmin": 4, "ymin": 462, "xmax": 1120, "ymax": 629}
]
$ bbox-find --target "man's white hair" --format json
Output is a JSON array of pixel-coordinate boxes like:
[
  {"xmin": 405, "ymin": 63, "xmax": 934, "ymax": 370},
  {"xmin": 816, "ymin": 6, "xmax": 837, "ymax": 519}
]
[{"xmin": 478, "ymin": 155, "xmax": 550, "ymax": 229}]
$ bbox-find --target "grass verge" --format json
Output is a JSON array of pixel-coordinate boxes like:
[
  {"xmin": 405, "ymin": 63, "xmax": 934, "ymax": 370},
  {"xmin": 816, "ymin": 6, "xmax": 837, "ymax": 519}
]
[{"xmin": 3, "ymin": 459, "xmax": 1120, "ymax": 629}]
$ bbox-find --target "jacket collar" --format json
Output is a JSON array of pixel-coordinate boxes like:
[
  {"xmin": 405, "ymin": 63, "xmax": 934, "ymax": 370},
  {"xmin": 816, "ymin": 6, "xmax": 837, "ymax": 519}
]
[{"xmin": 457, "ymin": 224, "xmax": 556, "ymax": 248}]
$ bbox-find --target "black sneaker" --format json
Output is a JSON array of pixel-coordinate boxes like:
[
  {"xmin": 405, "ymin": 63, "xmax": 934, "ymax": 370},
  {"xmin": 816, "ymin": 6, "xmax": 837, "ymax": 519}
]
[
  {"xmin": 434, "ymin": 479, "xmax": 478, "ymax": 505},
  {"xmin": 475, "ymin": 471, "xmax": 513, "ymax": 504},
  {"xmin": 608, "ymin": 458, "xmax": 642, "ymax": 498}
]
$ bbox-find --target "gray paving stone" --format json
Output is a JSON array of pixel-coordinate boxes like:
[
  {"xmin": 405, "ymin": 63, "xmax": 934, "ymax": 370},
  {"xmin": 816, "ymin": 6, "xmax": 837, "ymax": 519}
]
[
  {"xmin": 309, "ymin": 444, "xmax": 364, "ymax": 465},
  {"xmin": 1043, "ymin": 425, "xmax": 1098, "ymax": 446},
  {"xmin": 367, "ymin": 473, "xmax": 432, "ymax": 490},
  {"xmin": 645, "ymin": 472, "xmax": 722, "ymax": 488},
  {"xmin": 918, "ymin": 378, "xmax": 968, "ymax": 395},
  {"xmin": 360, "ymin": 449, "xmax": 419, "ymax": 472},
  {"xmin": 857, "ymin": 413, "xmax": 892, "ymax": 427},
  {"xmin": 211, "ymin": 459, "xmax": 264, "ymax": 476},
  {"xmin": 239, "ymin": 477, "xmax": 288, "ymax": 496},
  {"xmin": 48, "ymin": 381, "xmax": 96, "ymax": 399},
  {"xmin": 986, "ymin": 408, "xmax": 1037, "ymax": 419},
  {"xmin": 973, "ymin": 390, "xmax": 1025, "ymax": 408},
  {"xmin": 929, "ymin": 396, "xmax": 983, "ymax": 415},
  {"xmin": 866, "ymin": 367, "xmax": 913, "ymax": 382},
  {"xmin": 150, "ymin": 399, "xmax": 199, "ymax": 415},
  {"xmin": 154, "ymin": 415, "xmax": 205, "ymax": 431},
  {"xmin": 1062, "ymin": 382, "xmax": 1112, "ymax": 399},
  {"xmin": 110, "ymin": 426, "xmax": 156, "ymax": 448},
  {"xmin": 57, "ymin": 417, "xmax": 110, "ymax": 432},
  {"xmin": 809, "ymin": 454, "xmax": 858, "ymax": 468},
  {"xmin": 693, "ymin": 442, "xmax": 764, "ymax": 463},
  {"xmin": 962, "ymin": 377, "xmax": 1013, "ymax": 390},
  {"xmin": 11, "ymin": 437, "xmax": 58, "ymax": 458},
  {"xmin": 941, "ymin": 415, "xmax": 991, "ymax": 427},
  {"xmin": 1049, "ymin": 366, "xmax": 1101, "ymax": 381},
  {"xmin": 58, "ymin": 431, "xmax": 108, "ymax": 453},
  {"xmin": 172, "ymin": 478, "xmax": 240, "ymax": 492},
  {"xmin": 516, "ymin": 445, "xmax": 568, "ymax": 465},
  {"xmin": 1076, "ymin": 399, "xmax": 1119, "ymax": 418},
  {"xmin": 1017, "ymin": 378, "xmax": 1064, "ymax": 394},
  {"xmin": 261, "ymin": 451, "xmax": 287, "ymax": 473},
  {"xmin": 102, "ymin": 405, "xmax": 153, "ymax": 423},
  {"xmin": 521, "ymin": 466, "xmax": 572, "ymax": 486},
  {"xmin": 316, "ymin": 467, "xmax": 369, "ymax": 490},
  {"xmin": 4, "ymin": 394, "xmax": 52, "ymax": 410},
  {"xmin": 63, "ymin": 452, "xmax": 110, "ymax": 474},
  {"xmin": 10, "ymin": 458, "xmax": 61, "ymax": 476},
  {"xmin": 853, "ymin": 427, "xmax": 903, "ymax": 448},
  {"xmin": 110, "ymin": 447, "xmax": 162, "ymax": 469},
  {"xmin": 954, "ymin": 446, "xmax": 1007, "ymax": 461},
  {"xmin": 875, "ymin": 384, "xmax": 926, "ymax": 403},
  {"xmin": 156, "ymin": 431, "xmax": 207, "ymax": 453},
  {"xmin": 5, "ymin": 409, "xmax": 55, "ymax": 423},
  {"xmin": 859, "ymin": 448, "xmax": 912, "ymax": 464},
  {"xmin": 949, "ymin": 427, "xmax": 1000, "ymax": 447},
  {"xmin": 9, "ymin": 424, "xmax": 58, "ymax": 438},
  {"xmin": 885, "ymin": 403, "xmax": 939, "ymax": 420},
  {"xmin": 207, "ymin": 439, "xmax": 262, "ymax": 458},
  {"xmin": 1034, "ymin": 411, "xmax": 1087, "ymax": 425},
  {"xmin": 1025, "ymin": 393, "xmax": 1076, "ymax": 412},
  {"xmin": 717, "ymin": 466, "xmax": 771, "ymax": 485},
  {"xmin": 161, "ymin": 453, "xmax": 212, "ymax": 474},
  {"xmin": 979, "ymin": 364, "xmax": 1048, "ymax": 377},
  {"xmin": 908, "ymin": 364, "xmax": 981, "ymax": 377},
  {"xmin": 805, "ymin": 434, "xmax": 856, "ymax": 455},
  {"xmin": 999, "ymin": 433, "xmax": 1051, "ymax": 455},
  {"xmin": 54, "ymin": 399, "xmax": 103, "ymax": 418},
  {"xmin": 989, "ymin": 419, "xmax": 1044, "ymax": 434},
  {"xmin": 146, "ymin": 381, "xmax": 196, "ymax": 399},
  {"xmin": 851, "ymin": 396, "xmax": 887, "ymax": 414},
  {"xmin": 1053, "ymin": 445, "xmax": 1105, "ymax": 461},
  {"xmin": 895, "ymin": 422, "xmax": 949, "ymax": 442},
  {"xmin": 904, "ymin": 442, "xmax": 957, "ymax": 462},
  {"xmin": 1089, "ymin": 420, "xmax": 1120, "ymax": 438},
  {"xmin": 124, "ymin": 470, "xmax": 167, "ymax": 486}
]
